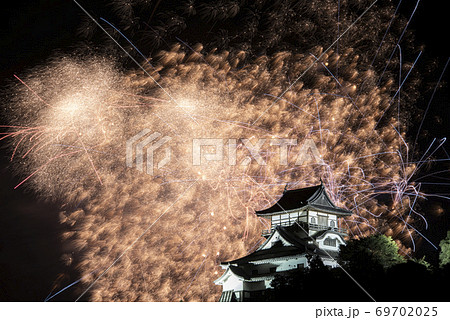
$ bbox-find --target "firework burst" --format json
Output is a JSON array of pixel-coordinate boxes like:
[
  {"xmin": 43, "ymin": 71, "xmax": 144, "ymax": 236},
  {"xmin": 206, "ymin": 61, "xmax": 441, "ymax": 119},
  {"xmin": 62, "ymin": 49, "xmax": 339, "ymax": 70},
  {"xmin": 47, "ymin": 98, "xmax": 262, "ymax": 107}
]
[{"xmin": 2, "ymin": 0, "xmax": 447, "ymax": 301}]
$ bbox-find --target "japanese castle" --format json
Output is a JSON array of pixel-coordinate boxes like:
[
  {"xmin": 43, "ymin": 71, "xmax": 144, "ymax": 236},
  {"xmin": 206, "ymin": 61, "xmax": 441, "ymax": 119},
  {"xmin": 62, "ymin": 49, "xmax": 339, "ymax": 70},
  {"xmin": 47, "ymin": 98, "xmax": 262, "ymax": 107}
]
[{"xmin": 214, "ymin": 182, "xmax": 351, "ymax": 301}]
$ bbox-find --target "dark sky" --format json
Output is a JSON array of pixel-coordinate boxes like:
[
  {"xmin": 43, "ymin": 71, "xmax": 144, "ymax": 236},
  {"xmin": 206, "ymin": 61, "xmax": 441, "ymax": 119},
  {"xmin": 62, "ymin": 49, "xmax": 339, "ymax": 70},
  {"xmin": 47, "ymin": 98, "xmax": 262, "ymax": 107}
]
[{"xmin": 0, "ymin": 1, "xmax": 448, "ymax": 301}]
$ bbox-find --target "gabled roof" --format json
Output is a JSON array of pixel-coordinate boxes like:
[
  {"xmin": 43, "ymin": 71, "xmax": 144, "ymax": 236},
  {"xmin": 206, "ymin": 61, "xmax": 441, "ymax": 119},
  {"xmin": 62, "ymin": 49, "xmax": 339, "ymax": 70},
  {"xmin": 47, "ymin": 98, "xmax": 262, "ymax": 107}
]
[
  {"xmin": 255, "ymin": 182, "xmax": 352, "ymax": 216},
  {"xmin": 214, "ymin": 265, "xmax": 249, "ymax": 285},
  {"xmin": 311, "ymin": 229, "xmax": 346, "ymax": 241},
  {"xmin": 224, "ymin": 245, "xmax": 306, "ymax": 265},
  {"xmin": 222, "ymin": 224, "xmax": 336, "ymax": 265},
  {"xmin": 215, "ymin": 263, "xmax": 300, "ymax": 284}
]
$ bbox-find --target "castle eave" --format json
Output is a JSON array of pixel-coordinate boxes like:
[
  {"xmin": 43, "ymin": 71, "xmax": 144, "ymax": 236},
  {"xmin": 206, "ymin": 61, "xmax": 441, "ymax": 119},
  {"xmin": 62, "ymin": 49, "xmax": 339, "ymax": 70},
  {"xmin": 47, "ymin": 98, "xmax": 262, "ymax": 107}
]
[{"xmin": 255, "ymin": 183, "xmax": 352, "ymax": 216}]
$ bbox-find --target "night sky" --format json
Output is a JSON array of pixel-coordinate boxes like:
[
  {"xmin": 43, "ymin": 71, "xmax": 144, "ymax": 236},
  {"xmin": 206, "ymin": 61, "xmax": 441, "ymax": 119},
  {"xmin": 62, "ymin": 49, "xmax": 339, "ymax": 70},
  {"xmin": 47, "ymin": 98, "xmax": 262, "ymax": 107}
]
[{"xmin": 0, "ymin": 1, "xmax": 448, "ymax": 301}]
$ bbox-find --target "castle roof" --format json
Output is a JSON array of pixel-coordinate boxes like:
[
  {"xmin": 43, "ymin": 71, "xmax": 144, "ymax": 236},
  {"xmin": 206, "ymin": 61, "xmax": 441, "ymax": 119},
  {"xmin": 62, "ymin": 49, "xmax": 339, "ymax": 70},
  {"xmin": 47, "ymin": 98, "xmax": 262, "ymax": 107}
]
[
  {"xmin": 255, "ymin": 183, "xmax": 352, "ymax": 216},
  {"xmin": 222, "ymin": 224, "xmax": 339, "ymax": 266}
]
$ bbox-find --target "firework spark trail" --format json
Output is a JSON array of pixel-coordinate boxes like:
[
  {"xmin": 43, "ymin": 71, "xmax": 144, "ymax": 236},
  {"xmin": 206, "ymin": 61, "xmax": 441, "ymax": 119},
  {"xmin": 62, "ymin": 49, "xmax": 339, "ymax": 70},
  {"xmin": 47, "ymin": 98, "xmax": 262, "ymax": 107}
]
[
  {"xmin": 75, "ymin": 179, "xmax": 198, "ymax": 301},
  {"xmin": 370, "ymin": 0, "xmax": 404, "ymax": 67},
  {"xmin": 263, "ymin": 93, "xmax": 318, "ymax": 118},
  {"xmin": 387, "ymin": 51, "xmax": 422, "ymax": 107},
  {"xmin": 99, "ymin": 17, "xmax": 156, "ymax": 71},
  {"xmin": 44, "ymin": 270, "xmax": 97, "ymax": 302},
  {"xmin": 14, "ymin": 149, "xmax": 83, "ymax": 190},
  {"xmin": 376, "ymin": 0, "xmax": 422, "ymax": 86},
  {"xmin": 251, "ymin": 0, "xmax": 379, "ymax": 125},
  {"xmin": 4, "ymin": 1, "xmax": 449, "ymax": 302},
  {"xmin": 180, "ymin": 253, "xmax": 209, "ymax": 301},
  {"xmin": 13, "ymin": 74, "xmax": 55, "ymax": 109},
  {"xmin": 414, "ymin": 57, "xmax": 450, "ymax": 150},
  {"xmin": 72, "ymin": 0, "xmax": 178, "ymax": 107},
  {"xmin": 78, "ymin": 137, "xmax": 103, "ymax": 185}
]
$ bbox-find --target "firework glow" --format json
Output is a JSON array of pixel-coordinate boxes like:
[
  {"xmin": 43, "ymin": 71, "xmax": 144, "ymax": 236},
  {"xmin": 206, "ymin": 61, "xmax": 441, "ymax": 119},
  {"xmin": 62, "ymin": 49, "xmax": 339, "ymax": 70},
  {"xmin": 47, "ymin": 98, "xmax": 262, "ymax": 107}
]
[{"xmin": 2, "ymin": 0, "xmax": 448, "ymax": 301}]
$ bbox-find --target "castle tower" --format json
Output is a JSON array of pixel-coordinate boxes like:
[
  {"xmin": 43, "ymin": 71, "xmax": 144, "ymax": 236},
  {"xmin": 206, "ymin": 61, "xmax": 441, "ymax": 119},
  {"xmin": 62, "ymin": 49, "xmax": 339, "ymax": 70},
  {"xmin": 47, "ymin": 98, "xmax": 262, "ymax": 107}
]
[{"xmin": 214, "ymin": 182, "xmax": 351, "ymax": 301}]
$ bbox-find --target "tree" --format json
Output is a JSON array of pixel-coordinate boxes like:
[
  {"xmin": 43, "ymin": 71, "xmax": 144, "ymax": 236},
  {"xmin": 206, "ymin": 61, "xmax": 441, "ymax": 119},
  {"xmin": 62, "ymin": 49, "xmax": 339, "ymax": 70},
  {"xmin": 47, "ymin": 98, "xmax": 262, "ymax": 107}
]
[
  {"xmin": 384, "ymin": 260, "xmax": 435, "ymax": 301},
  {"xmin": 411, "ymin": 256, "xmax": 433, "ymax": 271},
  {"xmin": 339, "ymin": 234, "xmax": 405, "ymax": 271},
  {"xmin": 439, "ymin": 231, "xmax": 450, "ymax": 268}
]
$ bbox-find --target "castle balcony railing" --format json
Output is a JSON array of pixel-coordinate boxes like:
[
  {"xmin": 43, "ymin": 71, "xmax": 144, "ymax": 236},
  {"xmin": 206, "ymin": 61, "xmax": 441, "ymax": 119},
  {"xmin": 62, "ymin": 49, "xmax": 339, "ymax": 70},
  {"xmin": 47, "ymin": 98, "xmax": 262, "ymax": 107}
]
[
  {"xmin": 308, "ymin": 223, "xmax": 347, "ymax": 234},
  {"xmin": 261, "ymin": 222, "xmax": 347, "ymax": 237}
]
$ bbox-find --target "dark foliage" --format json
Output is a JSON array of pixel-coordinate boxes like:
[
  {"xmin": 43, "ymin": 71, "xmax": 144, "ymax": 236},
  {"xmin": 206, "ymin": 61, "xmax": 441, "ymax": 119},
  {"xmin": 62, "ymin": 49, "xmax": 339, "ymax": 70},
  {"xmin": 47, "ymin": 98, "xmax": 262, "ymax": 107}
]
[
  {"xmin": 264, "ymin": 235, "xmax": 450, "ymax": 301},
  {"xmin": 266, "ymin": 259, "xmax": 450, "ymax": 301}
]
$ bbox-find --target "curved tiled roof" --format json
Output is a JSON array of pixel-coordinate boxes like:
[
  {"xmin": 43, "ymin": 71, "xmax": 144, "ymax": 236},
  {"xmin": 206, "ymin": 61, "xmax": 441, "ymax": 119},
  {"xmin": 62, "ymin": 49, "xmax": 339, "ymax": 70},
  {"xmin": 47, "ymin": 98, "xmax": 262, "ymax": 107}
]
[
  {"xmin": 255, "ymin": 183, "xmax": 352, "ymax": 216},
  {"xmin": 224, "ymin": 245, "xmax": 305, "ymax": 265},
  {"xmin": 255, "ymin": 185, "xmax": 321, "ymax": 215},
  {"xmin": 222, "ymin": 224, "xmax": 336, "ymax": 265}
]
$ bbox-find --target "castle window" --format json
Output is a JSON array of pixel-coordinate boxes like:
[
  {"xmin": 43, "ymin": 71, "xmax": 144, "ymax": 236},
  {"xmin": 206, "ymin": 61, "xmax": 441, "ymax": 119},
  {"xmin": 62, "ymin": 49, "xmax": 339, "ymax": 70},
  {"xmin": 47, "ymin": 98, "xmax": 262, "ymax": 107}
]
[
  {"xmin": 318, "ymin": 215, "xmax": 328, "ymax": 226},
  {"xmin": 330, "ymin": 220, "xmax": 335, "ymax": 228},
  {"xmin": 310, "ymin": 217, "xmax": 316, "ymax": 224},
  {"xmin": 324, "ymin": 237, "xmax": 337, "ymax": 246}
]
